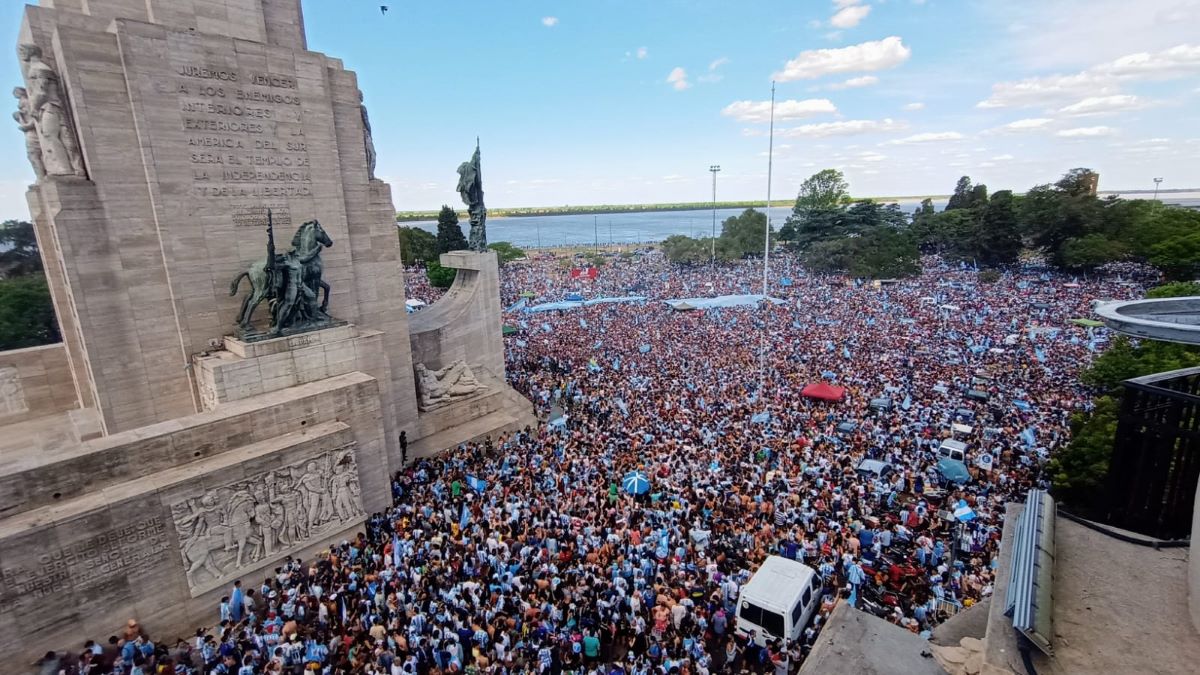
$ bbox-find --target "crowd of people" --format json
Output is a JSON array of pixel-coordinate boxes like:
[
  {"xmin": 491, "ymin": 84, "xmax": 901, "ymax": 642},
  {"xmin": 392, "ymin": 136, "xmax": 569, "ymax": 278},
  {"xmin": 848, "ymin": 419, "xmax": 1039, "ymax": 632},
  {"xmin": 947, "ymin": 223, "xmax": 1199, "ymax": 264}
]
[{"xmin": 42, "ymin": 250, "xmax": 1153, "ymax": 675}]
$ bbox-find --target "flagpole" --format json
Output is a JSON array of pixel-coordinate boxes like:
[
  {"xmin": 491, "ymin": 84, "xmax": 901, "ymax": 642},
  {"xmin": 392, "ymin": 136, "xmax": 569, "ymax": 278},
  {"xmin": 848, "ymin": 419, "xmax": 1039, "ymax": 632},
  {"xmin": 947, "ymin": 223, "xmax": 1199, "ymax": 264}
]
[{"xmin": 760, "ymin": 82, "xmax": 776, "ymax": 393}]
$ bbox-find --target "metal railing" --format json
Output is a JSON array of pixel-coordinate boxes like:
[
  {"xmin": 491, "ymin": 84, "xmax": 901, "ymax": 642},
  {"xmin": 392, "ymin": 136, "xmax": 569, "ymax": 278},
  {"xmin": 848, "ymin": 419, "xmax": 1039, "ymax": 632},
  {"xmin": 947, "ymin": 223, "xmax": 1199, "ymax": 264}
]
[
  {"xmin": 1103, "ymin": 366, "xmax": 1200, "ymax": 539},
  {"xmin": 1006, "ymin": 489, "xmax": 1055, "ymax": 656}
]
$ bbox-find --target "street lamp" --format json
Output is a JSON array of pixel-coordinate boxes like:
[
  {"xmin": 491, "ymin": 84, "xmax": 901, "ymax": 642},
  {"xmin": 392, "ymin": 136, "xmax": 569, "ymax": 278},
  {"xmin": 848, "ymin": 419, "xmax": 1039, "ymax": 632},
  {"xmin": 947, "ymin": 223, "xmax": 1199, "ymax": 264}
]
[
  {"xmin": 710, "ymin": 165, "xmax": 721, "ymax": 263},
  {"xmin": 1153, "ymin": 177, "xmax": 1164, "ymax": 201}
]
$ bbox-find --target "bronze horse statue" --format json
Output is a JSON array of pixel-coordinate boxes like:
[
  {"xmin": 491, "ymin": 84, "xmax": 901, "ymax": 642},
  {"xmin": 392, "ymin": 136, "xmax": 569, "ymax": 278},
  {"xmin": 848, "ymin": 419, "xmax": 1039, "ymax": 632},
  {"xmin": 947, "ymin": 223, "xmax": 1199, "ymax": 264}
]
[{"xmin": 229, "ymin": 219, "xmax": 333, "ymax": 331}]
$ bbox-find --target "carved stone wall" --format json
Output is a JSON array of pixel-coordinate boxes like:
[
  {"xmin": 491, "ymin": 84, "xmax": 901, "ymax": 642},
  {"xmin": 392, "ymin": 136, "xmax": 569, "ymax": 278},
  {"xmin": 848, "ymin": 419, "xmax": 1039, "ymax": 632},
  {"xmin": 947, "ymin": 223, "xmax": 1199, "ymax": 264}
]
[{"xmin": 168, "ymin": 444, "xmax": 364, "ymax": 595}]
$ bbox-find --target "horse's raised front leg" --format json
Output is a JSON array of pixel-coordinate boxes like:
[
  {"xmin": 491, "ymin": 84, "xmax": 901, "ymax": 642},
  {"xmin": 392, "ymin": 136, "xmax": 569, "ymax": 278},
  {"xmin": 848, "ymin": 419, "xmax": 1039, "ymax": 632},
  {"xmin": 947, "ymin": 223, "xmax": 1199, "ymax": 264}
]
[{"xmin": 319, "ymin": 280, "xmax": 331, "ymax": 312}]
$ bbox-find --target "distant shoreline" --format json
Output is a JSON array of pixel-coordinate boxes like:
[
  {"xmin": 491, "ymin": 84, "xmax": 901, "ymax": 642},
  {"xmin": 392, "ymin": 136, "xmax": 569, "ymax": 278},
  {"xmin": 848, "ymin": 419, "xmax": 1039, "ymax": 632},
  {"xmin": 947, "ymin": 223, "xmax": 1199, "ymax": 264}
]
[
  {"xmin": 395, "ymin": 196, "xmax": 941, "ymax": 222},
  {"xmin": 395, "ymin": 189, "xmax": 1199, "ymax": 222}
]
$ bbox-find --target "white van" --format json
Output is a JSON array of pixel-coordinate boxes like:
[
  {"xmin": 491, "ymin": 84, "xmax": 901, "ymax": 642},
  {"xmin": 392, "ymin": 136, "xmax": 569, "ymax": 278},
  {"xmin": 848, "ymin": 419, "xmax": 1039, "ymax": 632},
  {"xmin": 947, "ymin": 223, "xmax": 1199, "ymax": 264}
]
[
  {"xmin": 735, "ymin": 556, "xmax": 822, "ymax": 646},
  {"xmin": 939, "ymin": 438, "xmax": 967, "ymax": 462}
]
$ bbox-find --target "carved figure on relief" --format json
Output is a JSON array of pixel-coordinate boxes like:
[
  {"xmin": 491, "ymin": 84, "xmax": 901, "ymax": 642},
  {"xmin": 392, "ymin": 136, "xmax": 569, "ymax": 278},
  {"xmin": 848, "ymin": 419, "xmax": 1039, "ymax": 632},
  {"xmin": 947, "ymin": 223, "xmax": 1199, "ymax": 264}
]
[
  {"xmin": 17, "ymin": 44, "xmax": 85, "ymax": 178},
  {"xmin": 415, "ymin": 359, "xmax": 487, "ymax": 409},
  {"xmin": 359, "ymin": 91, "xmax": 376, "ymax": 179},
  {"xmin": 12, "ymin": 87, "xmax": 43, "ymax": 178},
  {"xmin": 169, "ymin": 449, "xmax": 363, "ymax": 589}
]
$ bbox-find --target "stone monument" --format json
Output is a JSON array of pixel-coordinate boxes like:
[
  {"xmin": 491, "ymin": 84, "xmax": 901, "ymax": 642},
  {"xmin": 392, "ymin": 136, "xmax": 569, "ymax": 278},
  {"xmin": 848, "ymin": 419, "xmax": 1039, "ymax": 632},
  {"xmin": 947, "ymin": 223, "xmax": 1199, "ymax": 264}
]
[{"xmin": 0, "ymin": 0, "xmax": 535, "ymax": 663}]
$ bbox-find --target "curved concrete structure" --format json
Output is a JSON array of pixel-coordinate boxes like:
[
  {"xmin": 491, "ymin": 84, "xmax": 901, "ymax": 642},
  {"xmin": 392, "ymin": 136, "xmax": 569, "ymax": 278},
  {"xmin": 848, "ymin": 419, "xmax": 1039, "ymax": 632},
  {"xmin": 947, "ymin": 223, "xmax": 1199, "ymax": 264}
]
[
  {"xmin": 408, "ymin": 250, "xmax": 505, "ymax": 377},
  {"xmin": 1095, "ymin": 297, "xmax": 1200, "ymax": 345}
]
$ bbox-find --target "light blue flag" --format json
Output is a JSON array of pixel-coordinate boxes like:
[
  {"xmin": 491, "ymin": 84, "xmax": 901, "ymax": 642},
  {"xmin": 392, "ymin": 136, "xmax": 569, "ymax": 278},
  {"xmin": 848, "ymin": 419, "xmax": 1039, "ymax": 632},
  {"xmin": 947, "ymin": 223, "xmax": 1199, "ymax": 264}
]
[
  {"xmin": 1035, "ymin": 346, "xmax": 1046, "ymax": 362},
  {"xmin": 639, "ymin": 344, "xmax": 652, "ymax": 353},
  {"xmin": 541, "ymin": 322, "xmax": 552, "ymax": 333},
  {"xmin": 580, "ymin": 318, "xmax": 588, "ymax": 329},
  {"xmin": 466, "ymin": 475, "xmax": 488, "ymax": 493},
  {"xmin": 902, "ymin": 394, "xmax": 912, "ymax": 410},
  {"xmin": 750, "ymin": 411, "xmax": 771, "ymax": 424},
  {"xmin": 1021, "ymin": 427, "xmax": 1037, "ymax": 447},
  {"xmin": 842, "ymin": 346, "xmax": 851, "ymax": 359}
]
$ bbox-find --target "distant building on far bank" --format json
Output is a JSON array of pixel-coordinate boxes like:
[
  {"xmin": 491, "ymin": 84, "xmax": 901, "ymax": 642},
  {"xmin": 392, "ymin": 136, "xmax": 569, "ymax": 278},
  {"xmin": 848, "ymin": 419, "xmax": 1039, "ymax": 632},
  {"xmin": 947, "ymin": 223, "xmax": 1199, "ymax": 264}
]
[{"xmin": 1083, "ymin": 172, "xmax": 1099, "ymax": 196}]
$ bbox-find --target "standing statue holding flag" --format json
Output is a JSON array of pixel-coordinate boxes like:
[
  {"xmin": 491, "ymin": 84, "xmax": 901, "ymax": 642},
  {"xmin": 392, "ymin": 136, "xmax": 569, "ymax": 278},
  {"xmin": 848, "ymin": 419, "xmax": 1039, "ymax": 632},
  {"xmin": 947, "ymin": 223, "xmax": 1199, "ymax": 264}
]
[{"xmin": 457, "ymin": 139, "xmax": 487, "ymax": 251}]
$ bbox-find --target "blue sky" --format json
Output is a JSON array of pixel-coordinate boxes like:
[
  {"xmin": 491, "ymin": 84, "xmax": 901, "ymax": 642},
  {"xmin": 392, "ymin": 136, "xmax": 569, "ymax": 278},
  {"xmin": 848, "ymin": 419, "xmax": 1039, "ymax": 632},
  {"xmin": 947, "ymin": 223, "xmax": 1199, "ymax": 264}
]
[{"xmin": 0, "ymin": 0, "xmax": 1197, "ymax": 216}]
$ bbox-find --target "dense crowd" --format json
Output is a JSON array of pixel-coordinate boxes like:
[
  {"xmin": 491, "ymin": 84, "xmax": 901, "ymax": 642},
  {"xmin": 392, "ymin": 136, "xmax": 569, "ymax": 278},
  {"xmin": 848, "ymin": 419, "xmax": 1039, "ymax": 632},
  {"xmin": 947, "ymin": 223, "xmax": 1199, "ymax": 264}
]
[{"xmin": 41, "ymin": 251, "xmax": 1153, "ymax": 675}]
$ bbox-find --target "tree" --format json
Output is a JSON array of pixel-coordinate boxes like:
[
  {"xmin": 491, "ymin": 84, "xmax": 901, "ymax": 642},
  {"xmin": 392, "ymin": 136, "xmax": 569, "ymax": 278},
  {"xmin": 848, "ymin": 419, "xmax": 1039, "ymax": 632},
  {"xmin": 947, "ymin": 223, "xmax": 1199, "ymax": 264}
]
[
  {"xmin": 487, "ymin": 241, "xmax": 527, "ymax": 266},
  {"xmin": 1146, "ymin": 281, "xmax": 1200, "ymax": 299},
  {"xmin": 397, "ymin": 226, "xmax": 437, "ymax": 265},
  {"xmin": 425, "ymin": 261, "xmax": 458, "ymax": 288},
  {"xmin": 0, "ymin": 220, "xmax": 42, "ymax": 278},
  {"xmin": 782, "ymin": 169, "xmax": 849, "ymax": 248},
  {"xmin": 661, "ymin": 235, "xmax": 716, "ymax": 265},
  {"xmin": 0, "ymin": 275, "xmax": 61, "ymax": 350},
  {"xmin": 969, "ymin": 183, "xmax": 988, "ymax": 207},
  {"xmin": 719, "ymin": 208, "xmax": 771, "ymax": 258},
  {"xmin": 1049, "ymin": 395, "xmax": 1120, "ymax": 506},
  {"xmin": 945, "ymin": 176, "xmax": 974, "ymax": 211},
  {"xmin": 801, "ymin": 227, "xmax": 920, "ymax": 279},
  {"xmin": 976, "ymin": 190, "xmax": 1022, "ymax": 266},
  {"xmin": 1060, "ymin": 234, "xmax": 1129, "ymax": 270},
  {"xmin": 1055, "ymin": 167, "xmax": 1098, "ymax": 196},
  {"xmin": 435, "ymin": 206, "xmax": 468, "ymax": 253}
]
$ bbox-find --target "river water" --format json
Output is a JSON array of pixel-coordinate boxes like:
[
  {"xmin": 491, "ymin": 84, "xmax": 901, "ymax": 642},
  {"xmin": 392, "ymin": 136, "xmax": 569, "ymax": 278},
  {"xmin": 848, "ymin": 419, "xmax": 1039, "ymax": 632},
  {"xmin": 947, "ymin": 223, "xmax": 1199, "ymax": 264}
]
[{"xmin": 403, "ymin": 192, "xmax": 1200, "ymax": 249}]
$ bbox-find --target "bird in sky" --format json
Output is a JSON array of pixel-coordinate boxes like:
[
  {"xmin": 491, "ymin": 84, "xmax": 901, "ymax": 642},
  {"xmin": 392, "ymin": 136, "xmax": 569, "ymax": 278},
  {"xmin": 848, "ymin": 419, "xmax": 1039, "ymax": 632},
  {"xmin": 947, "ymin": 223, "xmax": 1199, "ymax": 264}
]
[{"xmin": 380, "ymin": 6, "xmax": 389, "ymax": 15}]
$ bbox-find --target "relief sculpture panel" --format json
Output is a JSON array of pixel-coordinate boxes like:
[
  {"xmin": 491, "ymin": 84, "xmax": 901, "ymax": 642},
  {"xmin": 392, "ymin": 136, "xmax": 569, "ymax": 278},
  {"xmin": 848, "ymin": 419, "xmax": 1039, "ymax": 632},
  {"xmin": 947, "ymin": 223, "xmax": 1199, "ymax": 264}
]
[{"xmin": 168, "ymin": 446, "xmax": 364, "ymax": 595}]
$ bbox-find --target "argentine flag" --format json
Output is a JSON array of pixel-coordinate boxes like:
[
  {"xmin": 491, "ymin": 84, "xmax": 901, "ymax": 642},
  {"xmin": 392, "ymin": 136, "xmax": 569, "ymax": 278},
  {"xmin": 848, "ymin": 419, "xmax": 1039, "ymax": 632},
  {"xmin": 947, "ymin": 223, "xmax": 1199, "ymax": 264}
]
[{"xmin": 953, "ymin": 500, "xmax": 976, "ymax": 522}]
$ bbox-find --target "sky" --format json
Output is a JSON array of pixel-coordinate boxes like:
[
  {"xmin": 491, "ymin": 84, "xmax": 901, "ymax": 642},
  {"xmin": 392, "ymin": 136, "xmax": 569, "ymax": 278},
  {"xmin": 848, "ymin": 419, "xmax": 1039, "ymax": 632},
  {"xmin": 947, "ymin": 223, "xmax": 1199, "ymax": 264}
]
[{"xmin": 0, "ymin": 0, "xmax": 1197, "ymax": 216}]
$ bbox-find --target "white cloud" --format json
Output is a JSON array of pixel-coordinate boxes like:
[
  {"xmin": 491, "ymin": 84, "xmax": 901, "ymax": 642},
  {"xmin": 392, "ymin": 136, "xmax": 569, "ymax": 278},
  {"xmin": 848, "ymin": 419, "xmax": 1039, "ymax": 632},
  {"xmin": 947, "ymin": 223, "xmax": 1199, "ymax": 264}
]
[
  {"xmin": 773, "ymin": 118, "xmax": 908, "ymax": 138},
  {"xmin": 978, "ymin": 43, "xmax": 1200, "ymax": 108},
  {"xmin": 831, "ymin": 5, "xmax": 872, "ymax": 28},
  {"xmin": 722, "ymin": 98, "xmax": 838, "ymax": 123},
  {"xmin": 1056, "ymin": 126, "xmax": 1116, "ymax": 138},
  {"xmin": 990, "ymin": 117, "xmax": 1054, "ymax": 133},
  {"xmin": 833, "ymin": 0, "xmax": 862, "ymax": 8},
  {"xmin": 637, "ymin": 47, "xmax": 648, "ymax": 60},
  {"xmin": 992, "ymin": 154, "xmax": 1015, "ymax": 161},
  {"xmin": 859, "ymin": 151, "xmax": 887, "ymax": 162},
  {"xmin": 882, "ymin": 131, "xmax": 966, "ymax": 145},
  {"xmin": 709, "ymin": 57, "xmax": 729, "ymax": 71},
  {"xmin": 1057, "ymin": 94, "xmax": 1147, "ymax": 116},
  {"xmin": 541, "ymin": 16, "xmax": 558, "ymax": 27},
  {"xmin": 977, "ymin": 72, "xmax": 1112, "ymax": 108},
  {"xmin": 828, "ymin": 75, "xmax": 879, "ymax": 90},
  {"xmin": 773, "ymin": 37, "xmax": 911, "ymax": 81},
  {"xmin": 1000, "ymin": 0, "xmax": 1200, "ymax": 71},
  {"xmin": 667, "ymin": 67, "xmax": 691, "ymax": 91},
  {"xmin": 903, "ymin": 102, "xmax": 925, "ymax": 111},
  {"xmin": 1099, "ymin": 43, "xmax": 1200, "ymax": 77}
]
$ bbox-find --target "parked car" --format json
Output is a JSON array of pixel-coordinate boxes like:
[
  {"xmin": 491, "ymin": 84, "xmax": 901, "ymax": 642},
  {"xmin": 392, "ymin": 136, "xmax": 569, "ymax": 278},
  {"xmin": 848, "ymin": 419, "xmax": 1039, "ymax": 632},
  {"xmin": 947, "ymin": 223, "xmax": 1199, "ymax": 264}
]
[
  {"xmin": 936, "ymin": 457, "xmax": 971, "ymax": 486},
  {"xmin": 856, "ymin": 459, "xmax": 896, "ymax": 480}
]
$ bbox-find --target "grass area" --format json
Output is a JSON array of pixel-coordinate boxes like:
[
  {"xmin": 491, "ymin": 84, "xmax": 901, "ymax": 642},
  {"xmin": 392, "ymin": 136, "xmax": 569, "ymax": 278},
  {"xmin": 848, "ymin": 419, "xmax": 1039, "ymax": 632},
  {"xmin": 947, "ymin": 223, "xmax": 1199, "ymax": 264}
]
[{"xmin": 396, "ymin": 195, "xmax": 951, "ymax": 222}]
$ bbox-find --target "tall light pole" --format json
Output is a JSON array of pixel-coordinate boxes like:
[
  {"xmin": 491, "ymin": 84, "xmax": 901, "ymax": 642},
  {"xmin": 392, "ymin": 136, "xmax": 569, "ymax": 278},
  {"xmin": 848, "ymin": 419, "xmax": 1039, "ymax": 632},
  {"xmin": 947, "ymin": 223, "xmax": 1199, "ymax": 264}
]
[
  {"xmin": 710, "ymin": 165, "xmax": 721, "ymax": 263},
  {"xmin": 594, "ymin": 215, "xmax": 599, "ymax": 249},
  {"xmin": 1153, "ymin": 177, "xmax": 1164, "ymax": 201}
]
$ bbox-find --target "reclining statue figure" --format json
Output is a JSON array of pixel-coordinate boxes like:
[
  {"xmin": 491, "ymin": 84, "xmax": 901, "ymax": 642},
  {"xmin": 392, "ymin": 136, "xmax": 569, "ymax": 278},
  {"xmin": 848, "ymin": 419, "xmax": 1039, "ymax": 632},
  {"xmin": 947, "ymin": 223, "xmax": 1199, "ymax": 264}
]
[{"xmin": 415, "ymin": 360, "xmax": 487, "ymax": 408}]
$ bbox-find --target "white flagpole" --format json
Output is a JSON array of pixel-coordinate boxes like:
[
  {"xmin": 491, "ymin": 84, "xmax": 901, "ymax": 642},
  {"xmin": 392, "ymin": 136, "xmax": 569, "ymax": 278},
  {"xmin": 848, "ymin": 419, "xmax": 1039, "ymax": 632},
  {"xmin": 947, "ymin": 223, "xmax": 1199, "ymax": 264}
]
[{"xmin": 760, "ymin": 82, "xmax": 776, "ymax": 392}]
